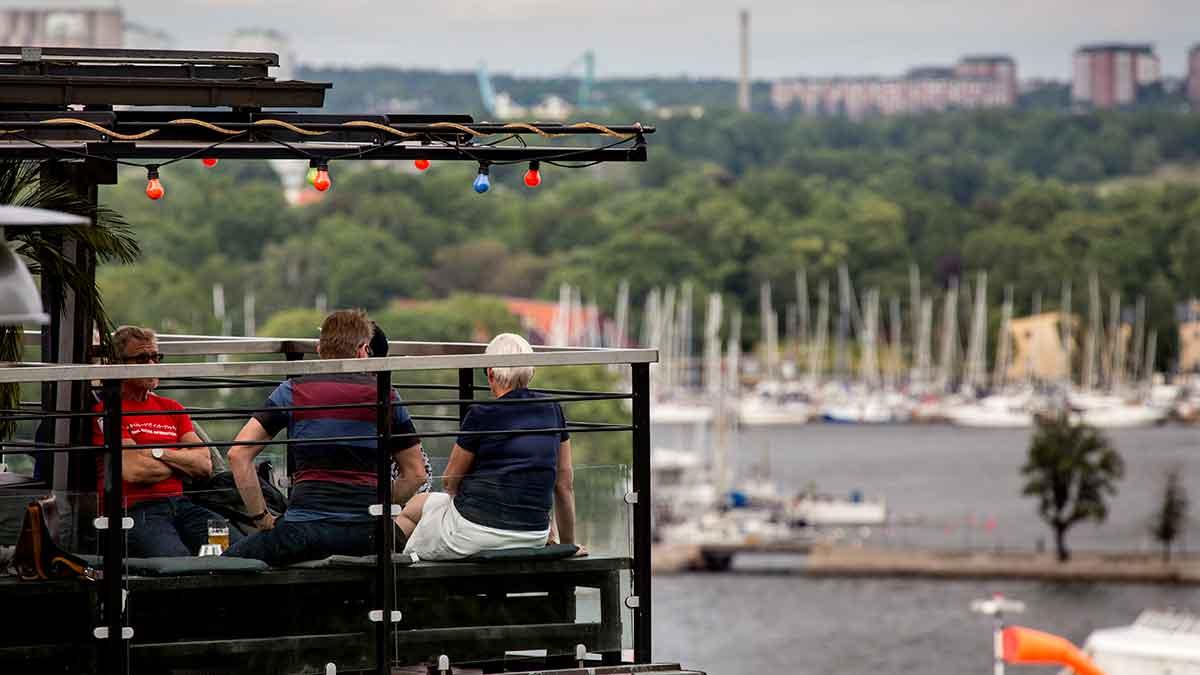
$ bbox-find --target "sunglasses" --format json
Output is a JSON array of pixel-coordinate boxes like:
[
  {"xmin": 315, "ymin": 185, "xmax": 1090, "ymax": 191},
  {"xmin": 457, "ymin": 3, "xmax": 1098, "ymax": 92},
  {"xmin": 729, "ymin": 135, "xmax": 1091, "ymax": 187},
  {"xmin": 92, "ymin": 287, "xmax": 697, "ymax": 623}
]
[{"xmin": 122, "ymin": 352, "xmax": 164, "ymax": 364}]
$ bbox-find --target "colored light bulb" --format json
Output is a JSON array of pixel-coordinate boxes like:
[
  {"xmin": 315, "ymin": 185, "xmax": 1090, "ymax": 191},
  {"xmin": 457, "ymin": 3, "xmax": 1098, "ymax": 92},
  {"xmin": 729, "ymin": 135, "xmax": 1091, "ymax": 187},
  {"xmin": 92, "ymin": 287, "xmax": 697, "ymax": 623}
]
[
  {"xmin": 201, "ymin": 157, "xmax": 219, "ymax": 168},
  {"xmin": 306, "ymin": 166, "xmax": 318, "ymax": 185},
  {"xmin": 312, "ymin": 167, "xmax": 332, "ymax": 192},
  {"xmin": 473, "ymin": 172, "xmax": 490, "ymax": 194},
  {"xmin": 145, "ymin": 168, "xmax": 164, "ymax": 200},
  {"xmin": 523, "ymin": 166, "xmax": 541, "ymax": 188},
  {"xmin": 414, "ymin": 158, "xmax": 430, "ymax": 171}
]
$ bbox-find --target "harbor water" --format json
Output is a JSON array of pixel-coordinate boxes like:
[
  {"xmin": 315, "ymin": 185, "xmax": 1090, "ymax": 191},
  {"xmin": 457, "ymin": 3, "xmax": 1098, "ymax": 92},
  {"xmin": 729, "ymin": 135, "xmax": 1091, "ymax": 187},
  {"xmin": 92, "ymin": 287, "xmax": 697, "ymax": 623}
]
[{"xmin": 651, "ymin": 423, "xmax": 1198, "ymax": 674}]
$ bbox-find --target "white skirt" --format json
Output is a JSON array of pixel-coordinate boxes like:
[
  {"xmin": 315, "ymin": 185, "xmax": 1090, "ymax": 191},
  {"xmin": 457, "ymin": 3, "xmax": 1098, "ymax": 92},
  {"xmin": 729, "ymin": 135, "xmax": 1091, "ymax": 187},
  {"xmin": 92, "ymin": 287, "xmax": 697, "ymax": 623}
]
[{"xmin": 402, "ymin": 492, "xmax": 549, "ymax": 561}]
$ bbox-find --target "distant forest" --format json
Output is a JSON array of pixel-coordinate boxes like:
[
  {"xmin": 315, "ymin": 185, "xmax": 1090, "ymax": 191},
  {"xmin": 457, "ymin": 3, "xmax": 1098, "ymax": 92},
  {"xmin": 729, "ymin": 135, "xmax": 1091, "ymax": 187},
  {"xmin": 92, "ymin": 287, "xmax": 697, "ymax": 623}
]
[{"xmin": 98, "ymin": 102, "xmax": 1200, "ymax": 368}]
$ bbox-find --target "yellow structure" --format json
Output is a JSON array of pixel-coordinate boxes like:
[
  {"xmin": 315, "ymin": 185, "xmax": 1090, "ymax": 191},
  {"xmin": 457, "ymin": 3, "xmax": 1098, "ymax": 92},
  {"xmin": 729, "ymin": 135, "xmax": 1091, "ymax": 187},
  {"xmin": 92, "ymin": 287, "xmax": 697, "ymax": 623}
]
[
  {"xmin": 1179, "ymin": 300, "xmax": 1200, "ymax": 372},
  {"xmin": 1005, "ymin": 312, "xmax": 1075, "ymax": 382}
]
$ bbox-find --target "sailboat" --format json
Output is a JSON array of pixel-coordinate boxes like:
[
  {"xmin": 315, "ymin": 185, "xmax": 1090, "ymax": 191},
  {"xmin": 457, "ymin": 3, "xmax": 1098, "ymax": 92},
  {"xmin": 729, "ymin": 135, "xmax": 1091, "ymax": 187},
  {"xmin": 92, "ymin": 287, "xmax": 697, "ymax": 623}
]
[{"xmin": 739, "ymin": 281, "xmax": 811, "ymax": 426}]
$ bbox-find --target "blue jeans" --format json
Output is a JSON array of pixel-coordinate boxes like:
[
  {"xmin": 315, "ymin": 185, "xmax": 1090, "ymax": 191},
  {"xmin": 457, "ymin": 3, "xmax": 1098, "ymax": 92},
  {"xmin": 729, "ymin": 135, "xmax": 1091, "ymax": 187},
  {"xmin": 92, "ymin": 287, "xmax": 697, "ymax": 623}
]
[
  {"xmin": 127, "ymin": 496, "xmax": 244, "ymax": 558},
  {"xmin": 223, "ymin": 517, "xmax": 376, "ymax": 567}
]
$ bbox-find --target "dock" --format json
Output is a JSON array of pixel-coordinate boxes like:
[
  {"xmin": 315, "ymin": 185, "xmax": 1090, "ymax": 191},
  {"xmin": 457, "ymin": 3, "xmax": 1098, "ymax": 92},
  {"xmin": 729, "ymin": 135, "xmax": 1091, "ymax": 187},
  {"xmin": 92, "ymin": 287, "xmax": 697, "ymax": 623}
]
[{"xmin": 654, "ymin": 543, "xmax": 1200, "ymax": 583}]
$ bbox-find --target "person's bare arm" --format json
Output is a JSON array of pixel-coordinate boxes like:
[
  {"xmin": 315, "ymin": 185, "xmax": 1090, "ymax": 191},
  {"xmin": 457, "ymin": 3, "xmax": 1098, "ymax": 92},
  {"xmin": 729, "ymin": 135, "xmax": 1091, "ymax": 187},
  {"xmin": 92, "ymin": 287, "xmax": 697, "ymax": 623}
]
[
  {"xmin": 155, "ymin": 431, "xmax": 213, "ymax": 480},
  {"xmin": 390, "ymin": 442, "xmax": 429, "ymax": 506},
  {"xmin": 121, "ymin": 438, "xmax": 173, "ymax": 484},
  {"xmin": 228, "ymin": 418, "xmax": 274, "ymax": 530},
  {"xmin": 553, "ymin": 439, "xmax": 577, "ymax": 546},
  {"xmin": 441, "ymin": 444, "xmax": 475, "ymax": 496}
]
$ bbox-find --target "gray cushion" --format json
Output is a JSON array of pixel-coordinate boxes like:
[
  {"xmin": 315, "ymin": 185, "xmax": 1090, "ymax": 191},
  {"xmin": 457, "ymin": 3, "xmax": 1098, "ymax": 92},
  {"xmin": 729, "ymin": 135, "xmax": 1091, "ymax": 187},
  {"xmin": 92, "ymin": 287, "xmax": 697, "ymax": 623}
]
[
  {"xmin": 80, "ymin": 554, "xmax": 267, "ymax": 576},
  {"xmin": 288, "ymin": 553, "xmax": 416, "ymax": 569},
  {"xmin": 466, "ymin": 544, "xmax": 579, "ymax": 561}
]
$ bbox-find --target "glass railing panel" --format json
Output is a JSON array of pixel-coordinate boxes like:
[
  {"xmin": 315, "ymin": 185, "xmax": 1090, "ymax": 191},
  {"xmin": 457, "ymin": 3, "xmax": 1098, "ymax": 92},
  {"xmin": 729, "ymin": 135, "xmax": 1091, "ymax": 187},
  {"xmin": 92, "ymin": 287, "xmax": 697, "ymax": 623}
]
[{"xmin": 390, "ymin": 464, "xmax": 633, "ymax": 671}]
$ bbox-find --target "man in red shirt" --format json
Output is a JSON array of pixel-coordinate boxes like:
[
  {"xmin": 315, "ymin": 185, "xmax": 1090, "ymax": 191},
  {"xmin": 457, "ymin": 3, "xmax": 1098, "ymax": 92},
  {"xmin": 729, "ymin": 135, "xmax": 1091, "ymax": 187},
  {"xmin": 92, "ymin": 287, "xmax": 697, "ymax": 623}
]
[{"xmin": 93, "ymin": 326, "xmax": 236, "ymax": 557}]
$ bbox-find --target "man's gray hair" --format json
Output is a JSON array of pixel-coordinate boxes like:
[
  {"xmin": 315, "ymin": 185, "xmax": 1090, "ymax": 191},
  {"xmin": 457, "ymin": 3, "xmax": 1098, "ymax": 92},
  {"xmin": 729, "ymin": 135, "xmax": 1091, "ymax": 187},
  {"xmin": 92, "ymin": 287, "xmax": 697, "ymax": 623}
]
[{"xmin": 486, "ymin": 333, "xmax": 535, "ymax": 390}]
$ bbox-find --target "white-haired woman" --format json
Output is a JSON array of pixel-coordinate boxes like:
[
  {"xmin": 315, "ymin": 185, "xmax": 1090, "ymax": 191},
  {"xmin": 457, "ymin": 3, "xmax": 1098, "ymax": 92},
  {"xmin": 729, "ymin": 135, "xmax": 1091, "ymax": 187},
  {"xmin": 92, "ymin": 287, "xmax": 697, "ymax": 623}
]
[{"xmin": 394, "ymin": 333, "xmax": 583, "ymax": 559}]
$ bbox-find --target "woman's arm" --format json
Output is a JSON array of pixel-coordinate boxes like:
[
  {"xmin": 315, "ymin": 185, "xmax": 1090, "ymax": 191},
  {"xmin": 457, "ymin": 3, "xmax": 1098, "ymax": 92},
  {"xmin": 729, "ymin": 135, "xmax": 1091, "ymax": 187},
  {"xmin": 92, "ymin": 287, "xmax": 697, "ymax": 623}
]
[
  {"xmin": 441, "ymin": 444, "xmax": 475, "ymax": 496},
  {"xmin": 553, "ymin": 439, "xmax": 576, "ymax": 545},
  {"xmin": 390, "ymin": 442, "xmax": 429, "ymax": 505}
]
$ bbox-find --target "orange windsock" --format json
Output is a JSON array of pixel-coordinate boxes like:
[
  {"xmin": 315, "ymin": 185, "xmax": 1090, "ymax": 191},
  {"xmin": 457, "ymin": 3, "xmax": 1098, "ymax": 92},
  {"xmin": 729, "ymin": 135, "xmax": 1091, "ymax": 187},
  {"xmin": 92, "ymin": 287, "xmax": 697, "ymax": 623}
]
[{"xmin": 1001, "ymin": 626, "xmax": 1104, "ymax": 675}]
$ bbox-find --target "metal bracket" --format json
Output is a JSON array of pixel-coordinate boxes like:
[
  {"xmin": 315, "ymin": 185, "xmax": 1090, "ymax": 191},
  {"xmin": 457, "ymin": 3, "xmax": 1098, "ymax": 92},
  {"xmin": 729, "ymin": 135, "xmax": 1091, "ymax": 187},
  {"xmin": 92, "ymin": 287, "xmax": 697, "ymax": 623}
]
[
  {"xmin": 624, "ymin": 491, "xmax": 639, "ymax": 505},
  {"xmin": 324, "ymin": 662, "xmax": 337, "ymax": 675},
  {"xmin": 367, "ymin": 610, "xmax": 402, "ymax": 623},
  {"xmin": 624, "ymin": 595, "xmax": 641, "ymax": 609},
  {"xmin": 367, "ymin": 504, "xmax": 402, "ymax": 517},
  {"xmin": 438, "ymin": 654, "xmax": 450, "ymax": 674},
  {"xmin": 93, "ymin": 516, "xmax": 134, "ymax": 531},
  {"xmin": 92, "ymin": 626, "xmax": 134, "ymax": 640}
]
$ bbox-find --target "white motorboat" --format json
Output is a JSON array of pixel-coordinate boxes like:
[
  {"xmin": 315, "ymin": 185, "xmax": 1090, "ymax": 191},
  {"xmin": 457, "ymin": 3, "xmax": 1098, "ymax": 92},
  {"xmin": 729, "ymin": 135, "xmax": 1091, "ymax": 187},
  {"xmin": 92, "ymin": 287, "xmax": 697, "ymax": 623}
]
[
  {"xmin": 787, "ymin": 492, "xmax": 887, "ymax": 526},
  {"xmin": 650, "ymin": 399, "xmax": 714, "ymax": 425},
  {"xmin": 944, "ymin": 393, "xmax": 1036, "ymax": 428},
  {"xmin": 1079, "ymin": 610, "xmax": 1200, "ymax": 674},
  {"xmin": 1068, "ymin": 391, "xmax": 1167, "ymax": 429},
  {"xmin": 737, "ymin": 395, "xmax": 811, "ymax": 426},
  {"xmin": 650, "ymin": 447, "xmax": 719, "ymax": 519}
]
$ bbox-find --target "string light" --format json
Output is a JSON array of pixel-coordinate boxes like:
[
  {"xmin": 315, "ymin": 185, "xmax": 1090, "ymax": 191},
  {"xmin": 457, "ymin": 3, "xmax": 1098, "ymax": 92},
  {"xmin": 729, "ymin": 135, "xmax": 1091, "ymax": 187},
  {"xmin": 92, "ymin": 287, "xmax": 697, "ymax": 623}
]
[
  {"xmin": 144, "ymin": 166, "xmax": 164, "ymax": 200},
  {"xmin": 473, "ymin": 164, "xmax": 490, "ymax": 194},
  {"xmin": 414, "ymin": 158, "xmax": 430, "ymax": 171},
  {"xmin": 312, "ymin": 162, "xmax": 332, "ymax": 192},
  {"xmin": 306, "ymin": 163, "xmax": 318, "ymax": 186},
  {"xmin": 201, "ymin": 157, "xmax": 219, "ymax": 168},
  {"xmin": 523, "ymin": 160, "xmax": 541, "ymax": 188}
]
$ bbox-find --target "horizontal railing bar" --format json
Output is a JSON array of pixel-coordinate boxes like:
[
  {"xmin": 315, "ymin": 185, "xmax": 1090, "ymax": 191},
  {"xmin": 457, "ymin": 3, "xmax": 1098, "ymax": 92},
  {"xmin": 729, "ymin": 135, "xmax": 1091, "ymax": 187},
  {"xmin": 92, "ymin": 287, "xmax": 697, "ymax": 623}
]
[{"xmin": 0, "ymin": 348, "xmax": 658, "ymax": 384}]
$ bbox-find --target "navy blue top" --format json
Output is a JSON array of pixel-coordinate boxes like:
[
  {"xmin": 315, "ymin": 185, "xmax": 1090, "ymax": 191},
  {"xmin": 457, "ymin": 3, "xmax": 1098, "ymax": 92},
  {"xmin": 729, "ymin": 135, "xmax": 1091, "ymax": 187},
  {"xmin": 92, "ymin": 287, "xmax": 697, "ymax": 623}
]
[{"xmin": 453, "ymin": 388, "xmax": 570, "ymax": 531}]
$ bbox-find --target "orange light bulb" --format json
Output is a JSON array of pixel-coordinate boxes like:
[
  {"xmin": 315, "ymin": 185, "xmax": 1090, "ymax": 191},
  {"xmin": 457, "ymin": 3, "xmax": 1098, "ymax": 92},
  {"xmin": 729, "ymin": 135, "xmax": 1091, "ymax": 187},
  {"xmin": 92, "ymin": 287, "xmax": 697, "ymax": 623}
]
[
  {"xmin": 414, "ymin": 158, "xmax": 430, "ymax": 171},
  {"xmin": 145, "ymin": 177, "xmax": 164, "ymax": 200},
  {"xmin": 312, "ymin": 167, "xmax": 331, "ymax": 192},
  {"xmin": 523, "ymin": 168, "xmax": 542, "ymax": 187},
  {"xmin": 201, "ymin": 157, "xmax": 219, "ymax": 168}
]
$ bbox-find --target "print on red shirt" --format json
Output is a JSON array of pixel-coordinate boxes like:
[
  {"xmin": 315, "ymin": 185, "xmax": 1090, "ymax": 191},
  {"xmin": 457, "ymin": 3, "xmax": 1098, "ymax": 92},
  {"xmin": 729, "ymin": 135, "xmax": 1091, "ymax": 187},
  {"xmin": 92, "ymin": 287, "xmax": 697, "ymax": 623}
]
[{"xmin": 93, "ymin": 393, "xmax": 194, "ymax": 507}]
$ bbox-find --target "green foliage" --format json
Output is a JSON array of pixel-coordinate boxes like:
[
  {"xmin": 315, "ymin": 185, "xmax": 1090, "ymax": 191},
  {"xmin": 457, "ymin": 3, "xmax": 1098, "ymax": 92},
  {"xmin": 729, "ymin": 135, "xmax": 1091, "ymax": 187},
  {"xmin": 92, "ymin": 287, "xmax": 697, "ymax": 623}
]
[
  {"xmin": 1021, "ymin": 414, "xmax": 1125, "ymax": 562},
  {"xmin": 1149, "ymin": 466, "xmax": 1189, "ymax": 562}
]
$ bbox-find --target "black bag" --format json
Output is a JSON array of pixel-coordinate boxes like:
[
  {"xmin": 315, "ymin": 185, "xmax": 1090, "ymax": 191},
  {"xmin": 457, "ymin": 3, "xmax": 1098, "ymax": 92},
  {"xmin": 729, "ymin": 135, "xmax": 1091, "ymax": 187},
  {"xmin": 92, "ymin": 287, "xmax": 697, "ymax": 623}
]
[{"xmin": 185, "ymin": 462, "xmax": 288, "ymax": 535}]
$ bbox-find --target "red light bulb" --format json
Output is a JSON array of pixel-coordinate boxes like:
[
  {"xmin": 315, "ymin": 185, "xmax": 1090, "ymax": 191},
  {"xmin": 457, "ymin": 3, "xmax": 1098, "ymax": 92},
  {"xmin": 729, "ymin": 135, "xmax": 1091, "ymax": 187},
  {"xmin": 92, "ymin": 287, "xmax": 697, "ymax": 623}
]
[
  {"xmin": 201, "ymin": 157, "xmax": 219, "ymax": 168},
  {"xmin": 414, "ymin": 158, "xmax": 430, "ymax": 171},
  {"xmin": 523, "ymin": 164, "xmax": 541, "ymax": 188},
  {"xmin": 145, "ymin": 168, "xmax": 164, "ymax": 200},
  {"xmin": 312, "ymin": 167, "xmax": 331, "ymax": 192}
]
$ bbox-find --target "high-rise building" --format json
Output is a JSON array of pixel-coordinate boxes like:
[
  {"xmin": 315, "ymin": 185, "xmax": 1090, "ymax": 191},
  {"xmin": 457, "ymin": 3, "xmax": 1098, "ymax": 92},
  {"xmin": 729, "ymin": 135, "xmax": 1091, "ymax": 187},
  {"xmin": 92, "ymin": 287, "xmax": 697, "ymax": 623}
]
[
  {"xmin": 1072, "ymin": 43, "xmax": 1160, "ymax": 108},
  {"xmin": 771, "ymin": 55, "xmax": 1016, "ymax": 119},
  {"xmin": 1188, "ymin": 44, "xmax": 1200, "ymax": 110},
  {"xmin": 0, "ymin": 7, "xmax": 122, "ymax": 48}
]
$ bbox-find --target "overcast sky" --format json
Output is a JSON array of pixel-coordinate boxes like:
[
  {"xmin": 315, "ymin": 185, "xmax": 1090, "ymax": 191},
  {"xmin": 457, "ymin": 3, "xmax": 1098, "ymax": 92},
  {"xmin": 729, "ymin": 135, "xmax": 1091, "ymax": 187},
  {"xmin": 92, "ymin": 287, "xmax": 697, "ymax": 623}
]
[{"xmin": 21, "ymin": 0, "xmax": 1200, "ymax": 79}]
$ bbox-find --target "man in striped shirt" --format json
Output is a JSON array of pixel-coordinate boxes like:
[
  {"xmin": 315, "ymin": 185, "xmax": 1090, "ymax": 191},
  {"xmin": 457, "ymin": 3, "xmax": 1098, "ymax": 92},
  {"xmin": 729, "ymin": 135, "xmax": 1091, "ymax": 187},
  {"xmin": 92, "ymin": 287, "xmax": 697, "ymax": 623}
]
[{"xmin": 224, "ymin": 310, "xmax": 430, "ymax": 566}]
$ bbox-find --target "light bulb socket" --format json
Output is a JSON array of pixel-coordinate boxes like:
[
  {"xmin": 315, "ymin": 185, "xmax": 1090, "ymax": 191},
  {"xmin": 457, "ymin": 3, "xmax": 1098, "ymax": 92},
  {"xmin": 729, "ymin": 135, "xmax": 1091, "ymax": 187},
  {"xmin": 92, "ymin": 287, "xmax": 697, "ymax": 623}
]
[
  {"xmin": 528, "ymin": 161, "xmax": 540, "ymax": 171},
  {"xmin": 146, "ymin": 165, "xmax": 160, "ymax": 179},
  {"xmin": 477, "ymin": 163, "xmax": 490, "ymax": 176}
]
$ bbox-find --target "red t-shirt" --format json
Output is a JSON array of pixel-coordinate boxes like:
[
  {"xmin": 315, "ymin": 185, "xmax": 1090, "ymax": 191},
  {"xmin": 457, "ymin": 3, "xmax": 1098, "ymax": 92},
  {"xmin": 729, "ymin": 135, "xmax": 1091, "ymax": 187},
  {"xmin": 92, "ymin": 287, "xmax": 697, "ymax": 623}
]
[{"xmin": 92, "ymin": 393, "xmax": 195, "ymax": 507}]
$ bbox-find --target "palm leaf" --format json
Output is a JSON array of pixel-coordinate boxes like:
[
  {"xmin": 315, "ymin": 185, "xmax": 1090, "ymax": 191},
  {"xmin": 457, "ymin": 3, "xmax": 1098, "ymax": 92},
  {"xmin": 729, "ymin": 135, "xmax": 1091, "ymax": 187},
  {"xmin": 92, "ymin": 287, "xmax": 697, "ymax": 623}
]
[{"xmin": 0, "ymin": 160, "xmax": 140, "ymax": 438}]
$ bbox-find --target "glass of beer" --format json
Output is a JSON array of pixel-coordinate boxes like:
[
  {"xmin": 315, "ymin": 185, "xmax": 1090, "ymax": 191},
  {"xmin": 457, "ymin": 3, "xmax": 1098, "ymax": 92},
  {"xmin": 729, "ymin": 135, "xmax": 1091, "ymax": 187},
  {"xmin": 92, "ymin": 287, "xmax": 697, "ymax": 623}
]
[{"xmin": 207, "ymin": 518, "xmax": 230, "ymax": 550}]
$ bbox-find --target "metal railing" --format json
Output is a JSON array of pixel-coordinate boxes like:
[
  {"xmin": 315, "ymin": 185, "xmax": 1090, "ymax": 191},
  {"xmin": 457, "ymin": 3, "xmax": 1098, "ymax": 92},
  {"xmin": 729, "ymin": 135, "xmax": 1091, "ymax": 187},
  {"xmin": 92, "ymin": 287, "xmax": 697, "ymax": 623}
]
[{"xmin": 0, "ymin": 338, "xmax": 657, "ymax": 674}]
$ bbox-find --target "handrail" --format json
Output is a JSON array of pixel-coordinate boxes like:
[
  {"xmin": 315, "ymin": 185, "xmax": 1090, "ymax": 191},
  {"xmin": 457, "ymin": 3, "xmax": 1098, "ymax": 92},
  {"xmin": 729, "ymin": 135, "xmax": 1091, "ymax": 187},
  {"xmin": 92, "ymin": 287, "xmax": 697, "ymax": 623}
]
[{"xmin": 0, "ymin": 346, "xmax": 658, "ymax": 383}]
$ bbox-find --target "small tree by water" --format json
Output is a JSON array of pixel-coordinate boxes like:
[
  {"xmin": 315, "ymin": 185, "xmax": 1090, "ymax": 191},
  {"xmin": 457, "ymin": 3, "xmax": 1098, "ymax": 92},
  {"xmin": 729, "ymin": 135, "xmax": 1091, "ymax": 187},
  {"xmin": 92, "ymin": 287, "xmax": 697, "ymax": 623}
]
[
  {"xmin": 1150, "ymin": 466, "xmax": 1189, "ymax": 562},
  {"xmin": 1021, "ymin": 414, "xmax": 1124, "ymax": 562}
]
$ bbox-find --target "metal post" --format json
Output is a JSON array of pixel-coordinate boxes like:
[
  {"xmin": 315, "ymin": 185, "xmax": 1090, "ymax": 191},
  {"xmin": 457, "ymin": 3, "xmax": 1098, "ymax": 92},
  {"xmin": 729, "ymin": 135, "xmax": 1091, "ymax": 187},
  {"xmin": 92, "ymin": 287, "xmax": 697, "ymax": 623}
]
[
  {"xmin": 374, "ymin": 370, "xmax": 394, "ymax": 675},
  {"xmin": 458, "ymin": 368, "xmax": 474, "ymax": 422},
  {"xmin": 630, "ymin": 363, "xmax": 652, "ymax": 664},
  {"xmin": 101, "ymin": 378, "xmax": 127, "ymax": 674}
]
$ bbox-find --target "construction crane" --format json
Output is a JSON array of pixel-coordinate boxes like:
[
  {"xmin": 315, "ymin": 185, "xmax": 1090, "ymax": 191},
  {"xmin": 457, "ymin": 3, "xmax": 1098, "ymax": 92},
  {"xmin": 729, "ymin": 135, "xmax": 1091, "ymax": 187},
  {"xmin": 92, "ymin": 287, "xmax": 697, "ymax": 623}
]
[{"xmin": 476, "ymin": 50, "xmax": 594, "ymax": 119}]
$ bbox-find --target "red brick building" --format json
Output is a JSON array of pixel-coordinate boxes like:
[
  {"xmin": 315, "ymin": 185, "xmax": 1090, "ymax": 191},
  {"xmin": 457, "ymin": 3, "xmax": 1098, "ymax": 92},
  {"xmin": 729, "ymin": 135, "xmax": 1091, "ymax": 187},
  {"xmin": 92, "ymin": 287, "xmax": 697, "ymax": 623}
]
[
  {"xmin": 1071, "ymin": 43, "xmax": 1160, "ymax": 108},
  {"xmin": 771, "ymin": 55, "xmax": 1016, "ymax": 119}
]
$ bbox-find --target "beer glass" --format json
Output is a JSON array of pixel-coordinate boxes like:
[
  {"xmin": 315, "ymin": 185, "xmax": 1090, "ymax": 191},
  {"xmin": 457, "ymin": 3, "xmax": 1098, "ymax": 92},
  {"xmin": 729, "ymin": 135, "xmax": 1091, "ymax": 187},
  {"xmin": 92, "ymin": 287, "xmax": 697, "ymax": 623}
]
[{"xmin": 207, "ymin": 518, "xmax": 230, "ymax": 550}]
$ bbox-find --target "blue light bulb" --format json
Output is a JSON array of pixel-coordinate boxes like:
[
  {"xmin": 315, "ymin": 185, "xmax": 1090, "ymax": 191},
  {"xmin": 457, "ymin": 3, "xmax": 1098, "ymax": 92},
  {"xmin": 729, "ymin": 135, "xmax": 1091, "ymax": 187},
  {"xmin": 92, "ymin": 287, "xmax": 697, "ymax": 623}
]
[{"xmin": 473, "ymin": 171, "xmax": 490, "ymax": 194}]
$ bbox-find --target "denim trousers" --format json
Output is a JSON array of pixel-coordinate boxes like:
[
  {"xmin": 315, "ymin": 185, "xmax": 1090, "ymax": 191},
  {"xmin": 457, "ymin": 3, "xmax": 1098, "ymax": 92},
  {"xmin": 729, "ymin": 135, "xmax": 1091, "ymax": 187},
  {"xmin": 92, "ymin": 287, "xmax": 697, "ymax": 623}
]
[
  {"xmin": 126, "ymin": 496, "xmax": 244, "ymax": 557},
  {"xmin": 223, "ymin": 517, "xmax": 376, "ymax": 567}
]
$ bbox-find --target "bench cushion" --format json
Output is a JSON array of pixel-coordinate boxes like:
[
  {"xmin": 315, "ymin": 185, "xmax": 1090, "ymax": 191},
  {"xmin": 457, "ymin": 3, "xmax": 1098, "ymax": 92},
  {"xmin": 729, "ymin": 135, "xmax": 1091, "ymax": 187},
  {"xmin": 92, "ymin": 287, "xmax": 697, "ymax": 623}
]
[
  {"xmin": 288, "ymin": 553, "xmax": 417, "ymax": 569},
  {"xmin": 465, "ymin": 543, "xmax": 579, "ymax": 562},
  {"xmin": 80, "ymin": 554, "xmax": 268, "ymax": 576}
]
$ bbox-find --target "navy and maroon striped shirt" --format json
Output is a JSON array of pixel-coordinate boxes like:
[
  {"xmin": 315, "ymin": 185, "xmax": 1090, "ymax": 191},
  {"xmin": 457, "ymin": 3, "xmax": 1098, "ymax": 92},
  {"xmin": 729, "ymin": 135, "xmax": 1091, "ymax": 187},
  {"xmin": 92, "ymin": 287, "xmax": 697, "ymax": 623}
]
[{"xmin": 254, "ymin": 373, "xmax": 429, "ymax": 521}]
